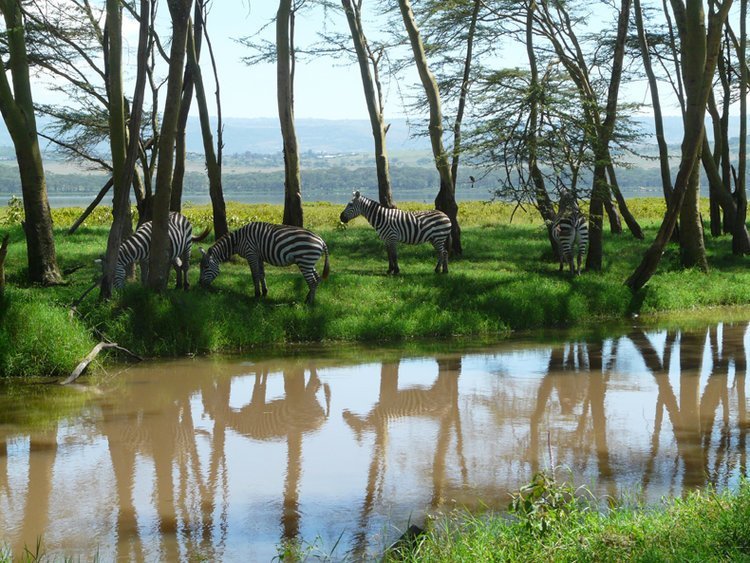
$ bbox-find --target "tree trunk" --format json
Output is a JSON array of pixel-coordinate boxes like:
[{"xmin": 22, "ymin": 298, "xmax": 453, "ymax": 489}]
[
  {"xmin": 342, "ymin": 0, "xmax": 394, "ymax": 208},
  {"xmin": 147, "ymin": 0, "xmax": 193, "ymax": 291},
  {"xmin": 187, "ymin": 12, "xmax": 228, "ymax": 238},
  {"xmin": 627, "ymin": 0, "xmax": 732, "ymax": 290},
  {"xmin": 450, "ymin": 0, "xmax": 481, "ymax": 195},
  {"xmin": 607, "ymin": 162, "xmax": 644, "ymax": 238},
  {"xmin": 679, "ymin": 155, "xmax": 709, "ymax": 269},
  {"xmin": 277, "ymin": 0, "xmax": 303, "ymax": 227},
  {"xmin": 0, "ymin": 0, "xmax": 62, "ymax": 285},
  {"xmin": 526, "ymin": 0, "xmax": 557, "ymax": 254},
  {"xmin": 397, "ymin": 0, "xmax": 462, "ymax": 255},
  {"xmin": 734, "ymin": 0, "xmax": 749, "ymax": 254},
  {"xmin": 586, "ymin": 0, "xmax": 632, "ymax": 271},
  {"xmin": 100, "ymin": 0, "xmax": 129, "ymax": 299}
]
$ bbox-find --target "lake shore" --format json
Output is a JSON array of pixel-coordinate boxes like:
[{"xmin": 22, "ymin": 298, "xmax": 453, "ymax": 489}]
[{"xmin": 2, "ymin": 199, "xmax": 750, "ymax": 378}]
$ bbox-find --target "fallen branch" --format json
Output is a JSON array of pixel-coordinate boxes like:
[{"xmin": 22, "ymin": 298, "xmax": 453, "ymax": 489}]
[
  {"xmin": 60, "ymin": 341, "xmax": 143, "ymax": 385},
  {"xmin": 67, "ymin": 178, "xmax": 114, "ymax": 235},
  {"xmin": 68, "ymin": 277, "xmax": 102, "ymax": 318}
]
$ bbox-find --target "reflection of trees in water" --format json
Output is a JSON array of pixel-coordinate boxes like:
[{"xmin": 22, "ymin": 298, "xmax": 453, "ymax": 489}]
[
  {"xmin": 627, "ymin": 322, "xmax": 749, "ymax": 493},
  {"xmin": 342, "ymin": 357, "xmax": 465, "ymax": 558},
  {"xmin": 2, "ymin": 322, "xmax": 749, "ymax": 558}
]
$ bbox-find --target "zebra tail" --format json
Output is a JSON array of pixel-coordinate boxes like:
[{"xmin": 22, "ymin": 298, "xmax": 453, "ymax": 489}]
[
  {"xmin": 192, "ymin": 226, "xmax": 212, "ymax": 242},
  {"xmin": 322, "ymin": 246, "xmax": 330, "ymax": 280}
]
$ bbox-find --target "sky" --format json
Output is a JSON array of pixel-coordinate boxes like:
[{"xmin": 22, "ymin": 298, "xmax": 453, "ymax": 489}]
[{"xmin": 158, "ymin": 2, "xmax": 398, "ymax": 121}]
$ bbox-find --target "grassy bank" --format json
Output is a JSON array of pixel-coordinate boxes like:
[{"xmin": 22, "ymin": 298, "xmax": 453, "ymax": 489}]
[
  {"xmin": 382, "ymin": 476, "xmax": 750, "ymax": 562},
  {"xmin": 2, "ymin": 199, "xmax": 750, "ymax": 376}
]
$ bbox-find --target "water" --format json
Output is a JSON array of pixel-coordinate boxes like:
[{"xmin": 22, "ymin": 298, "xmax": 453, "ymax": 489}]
[{"xmin": 1, "ymin": 319, "xmax": 749, "ymax": 560}]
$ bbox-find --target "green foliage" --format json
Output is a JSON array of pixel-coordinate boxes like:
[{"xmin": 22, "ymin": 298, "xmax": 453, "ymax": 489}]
[
  {"xmin": 0, "ymin": 289, "xmax": 94, "ymax": 377},
  {"xmin": 508, "ymin": 471, "xmax": 586, "ymax": 536},
  {"xmin": 1, "ymin": 195, "xmax": 23, "ymax": 226}
]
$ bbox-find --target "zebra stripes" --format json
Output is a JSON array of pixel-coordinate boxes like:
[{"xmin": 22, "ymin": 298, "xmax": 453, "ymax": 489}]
[
  {"xmin": 198, "ymin": 222, "xmax": 330, "ymax": 305},
  {"xmin": 114, "ymin": 212, "xmax": 209, "ymax": 290},
  {"xmin": 339, "ymin": 191, "xmax": 451, "ymax": 274},
  {"xmin": 551, "ymin": 205, "xmax": 589, "ymax": 276}
]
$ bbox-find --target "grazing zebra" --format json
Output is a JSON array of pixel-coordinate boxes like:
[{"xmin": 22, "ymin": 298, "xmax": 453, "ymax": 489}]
[
  {"xmin": 114, "ymin": 212, "xmax": 210, "ymax": 290},
  {"xmin": 339, "ymin": 191, "xmax": 451, "ymax": 274},
  {"xmin": 551, "ymin": 197, "xmax": 588, "ymax": 276},
  {"xmin": 198, "ymin": 222, "xmax": 330, "ymax": 305}
]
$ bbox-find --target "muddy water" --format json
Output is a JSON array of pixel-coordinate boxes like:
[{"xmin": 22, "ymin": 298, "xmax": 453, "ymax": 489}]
[{"xmin": 1, "ymin": 320, "xmax": 749, "ymax": 560}]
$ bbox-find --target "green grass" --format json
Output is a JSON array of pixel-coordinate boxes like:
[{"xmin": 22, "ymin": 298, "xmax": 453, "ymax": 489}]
[
  {"xmin": 2, "ymin": 198, "xmax": 750, "ymax": 376},
  {"xmin": 384, "ymin": 477, "xmax": 750, "ymax": 562}
]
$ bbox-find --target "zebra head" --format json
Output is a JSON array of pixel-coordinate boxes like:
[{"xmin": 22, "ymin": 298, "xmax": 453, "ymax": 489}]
[
  {"xmin": 199, "ymin": 247, "xmax": 220, "ymax": 288},
  {"xmin": 339, "ymin": 190, "xmax": 363, "ymax": 223}
]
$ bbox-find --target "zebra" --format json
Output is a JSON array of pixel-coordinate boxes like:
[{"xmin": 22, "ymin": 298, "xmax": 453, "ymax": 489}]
[
  {"xmin": 339, "ymin": 191, "xmax": 451, "ymax": 274},
  {"xmin": 113, "ymin": 212, "xmax": 210, "ymax": 290},
  {"xmin": 551, "ymin": 195, "xmax": 588, "ymax": 276},
  {"xmin": 198, "ymin": 222, "xmax": 330, "ymax": 305}
]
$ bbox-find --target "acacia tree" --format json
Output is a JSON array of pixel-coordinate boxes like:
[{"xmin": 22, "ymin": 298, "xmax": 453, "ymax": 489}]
[
  {"xmin": 0, "ymin": 0, "xmax": 62, "ymax": 285},
  {"xmin": 147, "ymin": 0, "xmax": 193, "ymax": 291},
  {"xmin": 341, "ymin": 0, "xmax": 395, "ymax": 207},
  {"xmin": 100, "ymin": 0, "xmax": 150, "ymax": 299},
  {"xmin": 185, "ymin": 1, "xmax": 228, "ymax": 237},
  {"xmin": 627, "ymin": 0, "xmax": 733, "ymax": 290},
  {"xmin": 277, "ymin": 0, "xmax": 303, "ymax": 227},
  {"xmin": 397, "ymin": 0, "xmax": 462, "ymax": 254}
]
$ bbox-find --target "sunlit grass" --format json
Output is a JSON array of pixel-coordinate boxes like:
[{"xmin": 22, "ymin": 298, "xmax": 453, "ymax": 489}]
[{"xmin": 1, "ymin": 198, "xmax": 749, "ymax": 375}]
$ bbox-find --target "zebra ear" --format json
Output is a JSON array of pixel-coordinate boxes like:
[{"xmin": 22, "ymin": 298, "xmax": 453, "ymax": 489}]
[
  {"xmin": 353, "ymin": 190, "xmax": 360, "ymax": 199},
  {"xmin": 199, "ymin": 247, "xmax": 206, "ymax": 256}
]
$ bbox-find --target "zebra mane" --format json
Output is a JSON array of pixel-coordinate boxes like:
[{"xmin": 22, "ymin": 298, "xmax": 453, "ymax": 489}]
[{"xmin": 209, "ymin": 231, "xmax": 234, "ymax": 261}]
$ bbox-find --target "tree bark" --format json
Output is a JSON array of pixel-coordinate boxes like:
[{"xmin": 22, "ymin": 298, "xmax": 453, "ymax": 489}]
[
  {"xmin": 0, "ymin": 0, "xmax": 62, "ymax": 285},
  {"xmin": 397, "ymin": 0, "xmax": 462, "ymax": 255},
  {"xmin": 342, "ymin": 0, "xmax": 394, "ymax": 208},
  {"xmin": 186, "ymin": 11, "xmax": 228, "ymax": 237},
  {"xmin": 734, "ymin": 0, "xmax": 749, "ymax": 254},
  {"xmin": 147, "ymin": 0, "xmax": 193, "ymax": 291},
  {"xmin": 277, "ymin": 0, "xmax": 303, "ymax": 227}
]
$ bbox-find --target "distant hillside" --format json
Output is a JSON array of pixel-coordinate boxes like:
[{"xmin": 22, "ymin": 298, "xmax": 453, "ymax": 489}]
[{"xmin": 0, "ymin": 115, "xmax": 700, "ymax": 156}]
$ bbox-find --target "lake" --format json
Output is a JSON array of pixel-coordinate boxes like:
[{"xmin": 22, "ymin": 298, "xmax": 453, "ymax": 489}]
[{"xmin": 0, "ymin": 318, "xmax": 748, "ymax": 560}]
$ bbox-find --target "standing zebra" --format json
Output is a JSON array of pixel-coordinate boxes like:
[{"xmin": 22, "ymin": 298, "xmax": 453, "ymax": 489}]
[
  {"xmin": 551, "ymin": 195, "xmax": 588, "ymax": 276},
  {"xmin": 339, "ymin": 191, "xmax": 451, "ymax": 274},
  {"xmin": 113, "ymin": 212, "xmax": 210, "ymax": 290},
  {"xmin": 198, "ymin": 222, "xmax": 330, "ymax": 305}
]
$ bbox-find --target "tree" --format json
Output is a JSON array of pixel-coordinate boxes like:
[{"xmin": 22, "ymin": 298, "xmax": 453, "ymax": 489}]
[
  {"xmin": 277, "ymin": 0, "xmax": 303, "ymax": 227},
  {"xmin": 100, "ymin": 0, "xmax": 150, "ymax": 299},
  {"xmin": 0, "ymin": 0, "xmax": 62, "ymax": 285},
  {"xmin": 186, "ymin": 1, "xmax": 228, "ymax": 238},
  {"xmin": 341, "ymin": 0, "xmax": 395, "ymax": 208},
  {"xmin": 147, "ymin": 0, "xmax": 193, "ymax": 291},
  {"xmin": 397, "ymin": 0, "xmax": 462, "ymax": 254},
  {"xmin": 627, "ymin": 0, "xmax": 733, "ymax": 290}
]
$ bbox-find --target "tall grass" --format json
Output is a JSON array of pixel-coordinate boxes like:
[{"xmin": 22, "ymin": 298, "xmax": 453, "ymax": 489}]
[
  {"xmin": 385, "ymin": 478, "xmax": 750, "ymax": 562},
  {"xmin": 1, "ymin": 199, "xmax": 749, "ymax": 375}
]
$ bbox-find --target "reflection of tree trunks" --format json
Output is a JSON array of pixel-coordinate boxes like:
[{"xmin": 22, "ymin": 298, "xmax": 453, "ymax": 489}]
[
  {"xmin": 430, "ymin": 357, "xmax": 461, "ymax": 508},
  {"xmin": 679, "ymin": 330, "xmax": 707, "ymax": 488},
  {"xmin": 529, "ymin": 348, "xmax": 562, "ymax": 473},
  {"xmin": 587, "ymin": 341, "xmax": 613, "ymax": 489},
  {"xmin": 282, "ymin": 431, "xmax": 302, "ymax": 541},
  {"xmin": 153, "ymin": 416, "xmax": 179, "ymax": 561},
  {"xmin": 20, "ymin": 427, "xmax": 58, "ymax": 553},
  {"xmin": 352, "ymin": 361, "xmax": 397, "ymax": 558}
]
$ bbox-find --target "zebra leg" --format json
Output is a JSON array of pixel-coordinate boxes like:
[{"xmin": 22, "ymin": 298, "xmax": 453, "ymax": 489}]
[
  {"xmin": 140, "ymin": 259, "xmax": 149, "ymax": 284},
  {"xmin": 248, "ymin": 258, "xmax": 263, "ymax": 298},
  {"xmin": 181, "ymin": 250, "xmax": 191, "ymax": 291},
  {"xmin": 433, "ymin": 239, "xmax": 449, "ymax": 273},
  {"xmin": 302, "ymin": 267, "xmax": 319, "ymax": 305},
  {"xmin": 386, "ymin": 242, "xmax": 400, "ymax": 275},
  {"xmin": 258, "ymin": 261, "xmax": 268, "ymax": 296}
]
